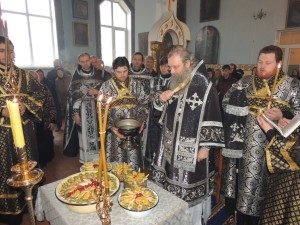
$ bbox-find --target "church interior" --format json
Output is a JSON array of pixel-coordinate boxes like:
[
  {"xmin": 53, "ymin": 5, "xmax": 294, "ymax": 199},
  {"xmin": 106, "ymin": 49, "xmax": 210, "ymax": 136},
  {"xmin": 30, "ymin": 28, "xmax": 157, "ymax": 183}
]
[
  {"xmin": 0, "ymin": 0, "xmax": 300, "ymax": 225},
  {"xmin": 1, "ymin": 0, "xmax": 300, "ymax": 75}
]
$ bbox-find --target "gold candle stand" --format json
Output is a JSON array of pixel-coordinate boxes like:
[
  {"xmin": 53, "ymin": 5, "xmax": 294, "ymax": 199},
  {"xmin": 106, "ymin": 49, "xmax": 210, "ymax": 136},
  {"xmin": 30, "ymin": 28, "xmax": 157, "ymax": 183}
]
[
  {"xmin": 96, "ymin": 95, "xmax": 113, "ymax": 225},
  {"xmin": 6, "ymin": 147, "xmax": 44, "ymax": 225},
  {"xmin": 96, "ymin": 187, "xmax": 112, "ymax": 225}
]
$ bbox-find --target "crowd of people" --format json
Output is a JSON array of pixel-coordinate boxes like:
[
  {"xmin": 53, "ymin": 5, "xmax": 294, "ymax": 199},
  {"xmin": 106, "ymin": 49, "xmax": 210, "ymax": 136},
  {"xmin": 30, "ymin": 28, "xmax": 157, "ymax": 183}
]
[{"xmin": 0, "ymin": 35, "xmax": 300, "ymax": 225}]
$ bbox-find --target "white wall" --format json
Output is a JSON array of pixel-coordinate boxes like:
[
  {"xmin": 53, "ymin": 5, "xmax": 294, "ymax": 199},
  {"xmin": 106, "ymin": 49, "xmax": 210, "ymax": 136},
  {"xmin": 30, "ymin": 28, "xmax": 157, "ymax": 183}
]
[
  {"xmin": 134, "ymin": 0, "xmax": 288, "ymax": 64},
  {"xmin": 57, "ymin": 0, "xmax": 288, "ymax": 65},
  {"xmin": 60, "ymin": 0, "xmax": 97, "ymax": 64},
  {"xmin": 134, "ymin": 0, "xmax": 169, "ymax": 52}
]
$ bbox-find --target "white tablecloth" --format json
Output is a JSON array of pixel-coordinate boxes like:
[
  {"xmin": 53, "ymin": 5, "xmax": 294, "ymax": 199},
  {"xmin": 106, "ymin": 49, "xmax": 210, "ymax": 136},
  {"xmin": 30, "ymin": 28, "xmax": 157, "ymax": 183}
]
[{"xmin": 35, "ymin": 179, "xmax": 193, "ymax": 225}]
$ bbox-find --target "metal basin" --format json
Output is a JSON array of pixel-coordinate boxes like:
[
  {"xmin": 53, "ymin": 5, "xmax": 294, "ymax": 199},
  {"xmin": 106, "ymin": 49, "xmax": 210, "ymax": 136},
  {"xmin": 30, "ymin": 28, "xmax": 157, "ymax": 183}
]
[{"xmin": 114, "ymin": 117, "xmax": 142, "ymax": 137}]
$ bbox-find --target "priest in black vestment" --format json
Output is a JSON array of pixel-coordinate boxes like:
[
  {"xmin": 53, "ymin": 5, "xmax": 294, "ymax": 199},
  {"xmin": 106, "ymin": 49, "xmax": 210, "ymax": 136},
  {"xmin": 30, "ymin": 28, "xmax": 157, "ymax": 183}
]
[{"xmin": 152, "ymin": 47, "xmax": 224, "ymax": 225}]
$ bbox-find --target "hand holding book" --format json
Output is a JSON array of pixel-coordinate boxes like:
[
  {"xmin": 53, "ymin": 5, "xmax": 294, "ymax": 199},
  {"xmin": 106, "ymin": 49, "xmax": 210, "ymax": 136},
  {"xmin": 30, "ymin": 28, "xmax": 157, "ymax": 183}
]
[
  {"xmin": 261, "ymin": 114, "xmax": 300, "ymax": 138},
  {"xmin": 257, "ymin": 115, "xmax": 273, "ymax": 133},
  {"xmin": 263, "ymin": 108, "xmax": 283, "ymax": 121}
]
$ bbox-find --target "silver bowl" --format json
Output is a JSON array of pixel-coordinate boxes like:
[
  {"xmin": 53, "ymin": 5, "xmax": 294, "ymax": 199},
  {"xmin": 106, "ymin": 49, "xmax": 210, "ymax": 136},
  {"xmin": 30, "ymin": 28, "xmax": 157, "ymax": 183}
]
[{"xmin": 114, "ymin": 117, "xmax": 142, "ymax": 137}]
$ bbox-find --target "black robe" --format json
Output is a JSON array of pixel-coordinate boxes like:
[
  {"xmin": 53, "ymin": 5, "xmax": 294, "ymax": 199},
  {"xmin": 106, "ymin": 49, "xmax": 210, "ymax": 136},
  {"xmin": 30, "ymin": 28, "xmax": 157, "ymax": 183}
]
[
  {"xmin": 0, "ymin": 66, "xmax": 45, "ymax": 215},
  {"xmin": 152, "ymin": 61, "xmax": 224, "ymax": 207},
  {"xmin": 63, "ymin": 66, "xmax": 106, "ymax": 162}
]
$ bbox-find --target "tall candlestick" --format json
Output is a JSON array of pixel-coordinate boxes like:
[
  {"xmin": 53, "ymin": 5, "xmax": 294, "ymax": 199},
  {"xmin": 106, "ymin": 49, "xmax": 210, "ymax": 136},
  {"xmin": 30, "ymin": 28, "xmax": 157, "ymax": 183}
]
[
  {"xmin": 102, "ymin": 97, "xmax": 112, "ymax": 188},
  {"xmin": 97, "ymin": 95, "xmax": 104, "ymax": 182},
  {"xmin": 7, "ymin": 100, "xmax": 25, "ymax": 148},
  {"xmin": 103, "ymin": 97, "xmax": 112, "ymax": 133}
]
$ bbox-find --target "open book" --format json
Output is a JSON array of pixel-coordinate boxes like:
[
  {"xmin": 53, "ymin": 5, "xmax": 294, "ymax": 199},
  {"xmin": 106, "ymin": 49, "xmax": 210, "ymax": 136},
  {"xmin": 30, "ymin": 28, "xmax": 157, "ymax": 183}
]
[{"xmin": 262, "ymin": 114, "xmax": 300, "ymax": 138}]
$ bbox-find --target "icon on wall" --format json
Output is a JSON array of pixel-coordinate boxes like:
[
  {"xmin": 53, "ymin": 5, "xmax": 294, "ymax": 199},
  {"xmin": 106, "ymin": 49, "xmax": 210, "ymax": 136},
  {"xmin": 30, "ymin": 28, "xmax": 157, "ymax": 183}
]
[
  {"xmin": 72, "ymin": 0, "xmax": 88, "ymax": 20},
  {"xmin": 200, "ymin": 0, "xmax": 220, "ymax": 22},
  {"xmin": 286, "ymin": 0, "xmax": 300, "ymax": 28},
  {"xmin": 73, "ymin": 22, "xmax": 89, "ymax": 46}
]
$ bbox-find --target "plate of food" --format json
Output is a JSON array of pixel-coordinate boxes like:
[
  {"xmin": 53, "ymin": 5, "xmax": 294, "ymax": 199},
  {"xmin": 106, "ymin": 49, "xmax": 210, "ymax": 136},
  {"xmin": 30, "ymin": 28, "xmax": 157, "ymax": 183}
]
[
  {"xmin": 124, "ymin": 171, "xmax": 148, "ymax": 188},
  {"xmin": 111, "ymin": 162, "xmax": 134, "ymax": 181},
  {"xmin": 118, "ymin": 186, "xmax": 159, "ymax": 218},
  {"xmin": 55, "ymin": 171, "xmax": 119, "ymax": 213},
  {"xmin": 80, "ymin": 160, "xmax": 112, "ymax": 172}
]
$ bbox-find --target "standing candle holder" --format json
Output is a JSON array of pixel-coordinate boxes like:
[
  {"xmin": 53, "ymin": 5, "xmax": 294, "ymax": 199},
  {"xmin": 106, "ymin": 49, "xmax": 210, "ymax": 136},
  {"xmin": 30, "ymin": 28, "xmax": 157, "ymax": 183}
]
[
  {"xmin": 97, "ymin": 94, "xmax": 113, "ymax": 225},
  {"xmin": 6, "ymin": 101, "xmax": 43, "ymax": 225},
  {"xmin": 7, "ymin": 148, "xmax": 44, "ymax": 225}
]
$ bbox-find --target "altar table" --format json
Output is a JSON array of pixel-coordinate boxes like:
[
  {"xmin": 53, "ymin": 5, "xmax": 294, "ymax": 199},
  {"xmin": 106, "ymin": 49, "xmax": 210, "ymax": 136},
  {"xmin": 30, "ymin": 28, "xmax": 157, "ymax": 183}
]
[{"xmin": 35, "ymin": 179, "xmax": 193, "ymax": 225}]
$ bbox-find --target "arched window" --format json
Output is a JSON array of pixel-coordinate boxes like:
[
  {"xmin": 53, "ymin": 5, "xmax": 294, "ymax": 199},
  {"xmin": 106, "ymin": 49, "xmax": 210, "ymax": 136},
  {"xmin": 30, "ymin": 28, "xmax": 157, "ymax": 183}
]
[
  {"xmin": 98, "ymin": 0, "xmax": 131, "ymax": 66},
  {"xmin": 1, "ymin": 0, "xmax": 58, "ymax": 67}
]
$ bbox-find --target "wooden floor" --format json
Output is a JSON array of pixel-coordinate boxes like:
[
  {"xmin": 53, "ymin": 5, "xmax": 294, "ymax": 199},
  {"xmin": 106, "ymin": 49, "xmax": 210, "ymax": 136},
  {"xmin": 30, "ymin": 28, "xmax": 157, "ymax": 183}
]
[{"xmin": 0, "ymin": 128, "xmax": 82, "ymax": 225}]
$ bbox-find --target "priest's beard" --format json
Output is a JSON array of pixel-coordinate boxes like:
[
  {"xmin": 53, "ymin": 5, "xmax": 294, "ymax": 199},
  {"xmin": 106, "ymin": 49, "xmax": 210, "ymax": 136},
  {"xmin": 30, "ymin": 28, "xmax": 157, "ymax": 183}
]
[{"xmin": 169, "ymin": 67, "xmax": 191, "ymax": 94}]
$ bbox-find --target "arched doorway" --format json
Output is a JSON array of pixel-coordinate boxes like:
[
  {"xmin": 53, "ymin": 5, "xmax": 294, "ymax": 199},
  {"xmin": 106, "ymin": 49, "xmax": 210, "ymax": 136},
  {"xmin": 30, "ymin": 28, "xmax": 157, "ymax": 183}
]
[{"xmin": 148, "ymin": 11, "xmax": 190, "ymax": 72}]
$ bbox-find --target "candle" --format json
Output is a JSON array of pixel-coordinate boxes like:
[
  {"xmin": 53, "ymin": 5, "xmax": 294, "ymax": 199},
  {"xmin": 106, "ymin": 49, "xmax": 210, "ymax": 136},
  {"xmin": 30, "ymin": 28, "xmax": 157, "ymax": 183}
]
[
  {"xmin": 6, "ymin": 100, "xmax": 25, "ymax": 148},
  {"xmin": 102, "ymin": 97, "xmax": 113, "ymax": 188},
  {"xmin": 97, "ymin": 95, "xmax": 103, "ymax": 182},
  {"xmin": 103, "ymin": 97, "xmax": 112, "ymax": 132}
]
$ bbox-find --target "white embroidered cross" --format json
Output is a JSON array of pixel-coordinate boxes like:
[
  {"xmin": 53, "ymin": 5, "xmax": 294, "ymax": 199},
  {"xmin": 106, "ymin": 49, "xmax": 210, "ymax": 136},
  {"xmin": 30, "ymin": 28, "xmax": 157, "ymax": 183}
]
[
  {"xmin": 230, "ymin": 123, "xmax": 240, "ymax": 131},
  {"xmin": 186, "ymin": 92, "xmax": 203, "ymax": 111},
  {"xmin": 80, "ymin": 85, "xmax": 88, "ymax": 95}
]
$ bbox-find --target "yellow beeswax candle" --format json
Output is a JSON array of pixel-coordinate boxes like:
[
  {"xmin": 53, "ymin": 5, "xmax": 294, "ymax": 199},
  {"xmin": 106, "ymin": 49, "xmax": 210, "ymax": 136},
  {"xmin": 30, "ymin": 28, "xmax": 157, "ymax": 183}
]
[
  {"xmin": 97, "ymin": 95, "xmax": 103, "ymax": 182},
  {"xmin": 7, "ymin": 100, "xmax": 25, "ymax": 148},
  {"xmin": 103, "ymin": 97, "xmax": 112, "ymax": 135},
  {"xmin": 102, "ymin": 97, "xmax": 112, "ymax": 188}
]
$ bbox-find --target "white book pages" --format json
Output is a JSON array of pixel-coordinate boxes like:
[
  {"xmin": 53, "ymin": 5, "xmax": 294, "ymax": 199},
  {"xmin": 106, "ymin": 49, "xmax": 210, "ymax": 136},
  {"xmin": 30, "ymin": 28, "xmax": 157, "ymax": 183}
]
[{"xmin": 262, "ymin": 114, "xmax": 300, "ymax": 138}]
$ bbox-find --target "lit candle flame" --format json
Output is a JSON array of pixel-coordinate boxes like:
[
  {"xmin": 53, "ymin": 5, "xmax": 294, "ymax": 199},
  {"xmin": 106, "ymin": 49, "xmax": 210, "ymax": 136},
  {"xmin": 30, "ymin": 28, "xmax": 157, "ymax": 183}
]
[
  {"xmin": 98, "ymin": 94, "xmax": 103, "ymax": 102},
  {"xmin": 106, "ymin": 97, "xmax": 112, "ymax": 104}
]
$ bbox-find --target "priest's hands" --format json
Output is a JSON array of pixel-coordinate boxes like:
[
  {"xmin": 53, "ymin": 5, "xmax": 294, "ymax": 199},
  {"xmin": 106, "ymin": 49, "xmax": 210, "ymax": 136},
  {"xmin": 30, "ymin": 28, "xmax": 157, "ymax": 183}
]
[
  {"xmin": 111, "ymin": 127, "xmax": 125, "ymax": 139},
  {"xmin": 139, "ymin": 122, "xmax": 145, "ymax": 133},
  {"xmin": 18, "ymin": 101, "xmax": 26, "ymax": 116},
  {"xmin": 197, "ymin": 147, "xmax": 209, "ymax": 161},
  {"xmin": 159, "ymin": 90, "xmax": 174, "ymax": 102},
  {"xmin": 1, "ymin": 107, "xmax": 8, "ymax": 118},
  {"xmin": 48, "ymin": 123, "xmax": 56, "ymax": 131},
  {"xmin": 1, "ymin": 102, "xmax": 27, "ymax": 117},
  {"xmin": 88, "ymin": 88, "xmax": 98, "ymax": 96},
  {"xmin": 257, "ymin": 115, "xmax": 273, "ymax": 132},
  {"xmin": 278, "ymin": 118, "xmax": 291, "ymax": 128},
  {"xmin": 264, "ymin": 108, "xmax": 282, "ymax": 120},
  {"xmin": 74, "ymin": 114, "xmax": 81, "ymax": 125}
]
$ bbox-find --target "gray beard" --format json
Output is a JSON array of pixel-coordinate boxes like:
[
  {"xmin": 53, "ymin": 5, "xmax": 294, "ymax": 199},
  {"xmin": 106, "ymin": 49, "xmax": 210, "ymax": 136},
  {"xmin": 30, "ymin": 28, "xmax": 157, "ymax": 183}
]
[{"xmin": 169, "ymin": 68, "xmax": 191, "ymax": 94}]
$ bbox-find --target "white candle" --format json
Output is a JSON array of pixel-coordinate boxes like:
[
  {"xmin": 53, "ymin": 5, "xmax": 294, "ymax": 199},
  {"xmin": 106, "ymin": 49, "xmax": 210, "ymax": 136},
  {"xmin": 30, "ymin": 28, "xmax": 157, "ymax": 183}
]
[{"xmin": 6, "ymin": 100, "xmax": 25, "ymax": 148}]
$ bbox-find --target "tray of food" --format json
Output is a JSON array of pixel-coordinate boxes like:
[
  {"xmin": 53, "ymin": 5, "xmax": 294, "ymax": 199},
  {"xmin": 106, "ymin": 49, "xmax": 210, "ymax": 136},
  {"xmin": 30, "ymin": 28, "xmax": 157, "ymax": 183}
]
[
  {"xmin": 55, "ymin": 171, "xmax": 119, "ymax": 213},
  {"xmin": 118, "ymin": 186, "xmax": 158, "ymax": 218},
  {"xmin": 111, "ymin": 162, "xmax": 134, "ymax": 181},
  {"xmin": 124, "ymin": 171, "xmax": 148, "ymax": 188}
]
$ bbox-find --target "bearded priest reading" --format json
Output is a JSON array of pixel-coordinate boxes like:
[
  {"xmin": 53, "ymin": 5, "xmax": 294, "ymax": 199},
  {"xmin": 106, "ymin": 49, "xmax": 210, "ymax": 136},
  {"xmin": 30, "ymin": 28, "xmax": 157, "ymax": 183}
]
[
  {"xmin": 222, "ymin": 45, "xmax": 300, "ymax": 225},
  {"xmin": 152, "ymin": 47, "xmax": 224, "ymax": 225}
]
